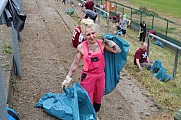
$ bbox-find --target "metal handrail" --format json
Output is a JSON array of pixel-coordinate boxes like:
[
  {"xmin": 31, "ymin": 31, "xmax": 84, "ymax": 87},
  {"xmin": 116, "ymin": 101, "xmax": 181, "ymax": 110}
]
[
  {"xmin": 148, "ymin": 34, "xmax": 181, "ymax": 79},
  {"xmin": 94, "ymin": 6, "xmax": 110, "ymax": 33}
]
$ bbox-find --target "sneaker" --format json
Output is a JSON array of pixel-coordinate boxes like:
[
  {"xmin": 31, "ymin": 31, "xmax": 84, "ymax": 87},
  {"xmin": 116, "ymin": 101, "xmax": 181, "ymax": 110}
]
[{"xmin": 97, "ymin": 116, "xmax": 100, "ymax": 120}]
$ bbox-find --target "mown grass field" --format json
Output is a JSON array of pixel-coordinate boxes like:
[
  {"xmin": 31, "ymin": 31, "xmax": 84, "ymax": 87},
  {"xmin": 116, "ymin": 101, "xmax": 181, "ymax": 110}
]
[{"xmin": 129, "ymin": 0, "xmax": 181, "ymax": 17}]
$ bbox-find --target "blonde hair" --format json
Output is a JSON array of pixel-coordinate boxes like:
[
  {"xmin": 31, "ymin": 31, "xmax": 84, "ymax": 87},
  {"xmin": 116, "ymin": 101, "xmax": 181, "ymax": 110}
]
[
  {"xmin": 81, "ymin": 23, "xmax": 98, "ymax": 37},
  {"xmin": 81, "ymin": 19, "xmax": 94, "ymax": 25}
]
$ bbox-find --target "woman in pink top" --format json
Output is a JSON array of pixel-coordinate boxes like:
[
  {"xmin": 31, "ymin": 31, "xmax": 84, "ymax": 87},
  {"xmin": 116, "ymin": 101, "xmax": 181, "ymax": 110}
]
[{"xmin": 62, "ymin": 24, "xmax": 121, "ymax": 114}]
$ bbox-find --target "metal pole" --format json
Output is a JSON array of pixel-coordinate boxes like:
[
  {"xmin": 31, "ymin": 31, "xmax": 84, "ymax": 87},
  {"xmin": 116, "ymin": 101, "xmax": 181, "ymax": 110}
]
[
  {"xmin": 140, "ymin": 13, "xmax": 142, "ymax": 23},
  {"xmin": 0, "ymin": 61, "xmax": 8, "ymax": 120},
  {"xmin": 147, "ymin": 36, "xmax": 150, "ymax": 56},
  {"xmin": 173, "ymin": 49, "xmax": 179, "ymax": 79},
  {"xmin": 152, "ymin": 15, "xmax": 154, "ymax": 30},
  {"xmin": 0, "ymin": 0, "xmax": 8, "ymax": 16},
  {"xmin": 11, "ymin": 22, "xmax": 22, "ymax": 78},
  {"xmin": 130, "ymin": 8, "xmax": 132, "ymax": 27},
  {"xmin": 166, "ymin": 19, "xmax": 168, "ymax": 37},
  {"xmin": 149, "ymin": 34, "xmax": 181, "ymax": 50}
]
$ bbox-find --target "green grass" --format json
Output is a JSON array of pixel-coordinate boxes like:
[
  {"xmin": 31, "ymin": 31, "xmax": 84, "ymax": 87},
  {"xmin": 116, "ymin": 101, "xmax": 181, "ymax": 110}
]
[
  {"xmin": 129, "ymin": 0, "xmax": 181, "ymax": 17},
  {"xmin": 123, "ymin": 28, "xmax": 181, "ymax": 114},
  {"xmin": 2, "ymin": 44, "xmax": 13, "ymax": 54}
]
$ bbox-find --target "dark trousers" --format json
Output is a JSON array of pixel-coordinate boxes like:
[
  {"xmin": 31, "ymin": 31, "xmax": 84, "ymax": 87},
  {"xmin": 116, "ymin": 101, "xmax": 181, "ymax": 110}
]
[{"xmin": 140, "ymin": 32, "xmax": 146, "ymax": 42}]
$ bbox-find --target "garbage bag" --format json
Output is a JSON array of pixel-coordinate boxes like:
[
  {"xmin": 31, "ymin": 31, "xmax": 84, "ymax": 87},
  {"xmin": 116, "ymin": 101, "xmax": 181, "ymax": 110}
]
[
  {"xmin": 65, "ymin": 8, "xmax": 74, "ymax": 16},
  {"xmin": 150, "ymin": 60, "xmax": 171, "ymax": 81},
  {"xmin": 153, "ymin": 40, "xmax": 163, "ymax": 47},
  {"xmin": 7, "ymin": 107, "xmax": 20, "ymax": 120},
  {"xmin": 35, "ymin": 82, "xmax": 96, "ymax": 120},
  {"xmin": 102, "ymin": 34, "xmax": 130, "ymax": 95}
]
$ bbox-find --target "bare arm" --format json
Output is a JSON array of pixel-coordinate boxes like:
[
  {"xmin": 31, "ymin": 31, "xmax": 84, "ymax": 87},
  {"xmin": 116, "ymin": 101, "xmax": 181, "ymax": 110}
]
[
  {"xmin": 136, "ymin": 59, "xmax": 141, "ymax": 68},
  {"xmin": 147, "ymin": 56, "xmax": 150, "ymax": 63},
  {"xmin": 127, "ymin": 19, "xmax": 131, "ymax": 26},
  {"xmin": 67, "ymin": 48, "xmax": 82, "ymax": 77}
]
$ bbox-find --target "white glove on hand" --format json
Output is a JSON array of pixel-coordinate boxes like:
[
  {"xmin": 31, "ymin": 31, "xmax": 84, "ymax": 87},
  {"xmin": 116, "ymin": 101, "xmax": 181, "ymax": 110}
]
[
  {"xmin": 61, "ymin": 75, "xmax": 72, "ymax": 89},
  {"xmin": 139, "ymin": 66, "xmax": 143, "ymax": 71},
  {"xmin": 103, "ymin": 38, "xmax": 116, "ymax": 48}
]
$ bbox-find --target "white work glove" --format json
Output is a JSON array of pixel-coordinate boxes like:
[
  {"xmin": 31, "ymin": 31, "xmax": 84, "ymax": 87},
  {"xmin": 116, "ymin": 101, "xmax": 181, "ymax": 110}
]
[
  {"xmin": 61, "ymin": 75, "xmax": 72, "ymax": 89},
  {"xmin": 103, "ymin": 37, "xmax": 121, "ymax": 53},
  {"xmin": 139, "ymin": 66, "xmax": 143, "ymax": 71},
  {"xmin": 103, "ymin": 38, "xmax": 116, "ymax": 48}
]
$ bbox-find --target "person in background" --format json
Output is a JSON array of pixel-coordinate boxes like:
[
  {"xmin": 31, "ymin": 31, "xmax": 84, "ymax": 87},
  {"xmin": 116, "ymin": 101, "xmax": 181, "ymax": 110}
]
[
  {"xmin": 122, "ymin": 12, "xmax": 126, "ymax": 18},
  {"xmin": 116, "ymin": 14, "xmax": 131, "ymax": 37},
  {"xmin": 134, "ymin": 42, "xmax": 154, "ymax": 71},
  {"xmin": 139, "ymin": 21, "xmax": 146, "ymax": 42},
  {"xmin": 148, "ymin": 29, "xmax": 156, "ymax": 40},
  {"xmin": 81, "ymin": 8, "xmax": 97, "ymax": 22},
  {"xmin": 62, "ymin": 23, "xmax": 121, "ymax": 119},
  {"xmin": 84, "ymin": 0, "xmax": 94, "ymax": 11}
]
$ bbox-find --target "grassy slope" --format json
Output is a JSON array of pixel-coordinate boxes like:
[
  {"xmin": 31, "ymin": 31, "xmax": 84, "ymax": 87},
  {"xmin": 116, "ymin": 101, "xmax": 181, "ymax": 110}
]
[
  {"xmin": 129, "ymin": 0, "xmax": 181, "ymax": 17},
  {"xmin": 123, "ymin": 28, "xmax": 181, "ymax": 114}
]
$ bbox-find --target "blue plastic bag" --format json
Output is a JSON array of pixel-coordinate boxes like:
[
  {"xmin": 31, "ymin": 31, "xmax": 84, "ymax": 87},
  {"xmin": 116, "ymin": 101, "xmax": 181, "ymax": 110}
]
[
  {"xmin": 150, "ymin": 60, "xmax": 171, "ymax": 81},
  {"xmin": 102, "ymin": 34, "xmax": 130, "ymax": 94},
  {"xmin": 35, "ymin": 82, "xmax": 96, "ymax": 120},
  {"xmin": 153, "ymin": 40, "xmax": 163, "ymax": 47},
  {"xmin": 7, "ymin": 107, "xmax": 20, "ymax": 120}
]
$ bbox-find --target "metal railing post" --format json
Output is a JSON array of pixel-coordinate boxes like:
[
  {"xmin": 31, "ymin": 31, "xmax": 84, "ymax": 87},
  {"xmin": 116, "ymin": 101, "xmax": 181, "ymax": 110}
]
[
  {"xmin": 0, "ymin": 61, "xmax": 8, "ymax": 120},
  {"xmin": 130, "ymin": 7, "xmax": 132, "ymax": 27},
  {"xmin": 173, "ymin": 49, "xmax": 179, "ymax": 79},
  {"xmin": 166, "ymin": 19, "xmax": 168, "ymax": 38},
  {"xmin": 140, "ymin": 13, "xmax": 142, "ymax": 23},
  {"xmin": 151, "ymin": 15, "xmax": 154, "ymax": 30},
  {"xmin": 11, "ymin": 22, "xmax": 22, "ymax": 78},
  {"xmin": 147, "ymin": 35, "xmax": 150, "ymax": 56}
]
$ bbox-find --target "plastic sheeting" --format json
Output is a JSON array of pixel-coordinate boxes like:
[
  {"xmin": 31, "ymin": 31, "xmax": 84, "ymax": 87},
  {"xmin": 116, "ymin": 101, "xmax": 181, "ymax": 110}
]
[
  {"xmin": 7, "ymin": 107, "xmax": 20, "ymax": 120},
  {"xmin": 102, "ymin": 34, "xmax": 130, "ymax": 95},
  {"xmin": 150, "ymin": 60, "xmax": 171, "ymax": 81},
  {"xmin": 35, "ymin": 82, "xmax": 96, "ymax": 120}
]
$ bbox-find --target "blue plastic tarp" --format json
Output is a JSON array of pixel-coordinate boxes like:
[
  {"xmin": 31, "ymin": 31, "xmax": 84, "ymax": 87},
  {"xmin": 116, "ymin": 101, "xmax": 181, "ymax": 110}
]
[
  {"xmin": 102, "ymin": 34, "xmax": 130, "ymax": 95},
  {"xmin": 35, "ymin": 82, "xmax": 96, "ymax": 120},
  {"xmin": 150, "ymin": 60, "xmax": 171, "ymax": 81}
]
